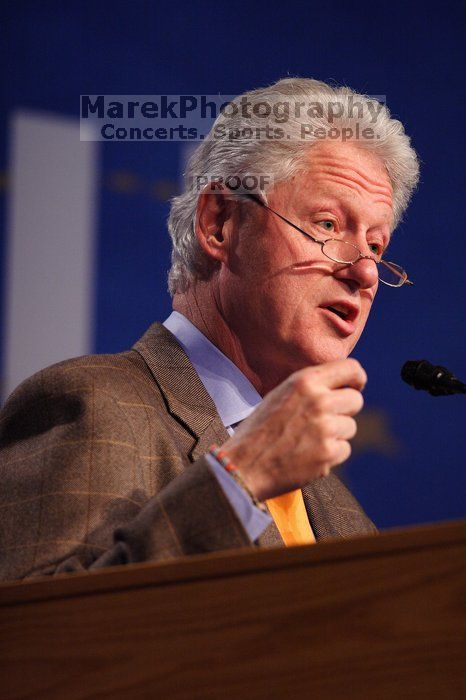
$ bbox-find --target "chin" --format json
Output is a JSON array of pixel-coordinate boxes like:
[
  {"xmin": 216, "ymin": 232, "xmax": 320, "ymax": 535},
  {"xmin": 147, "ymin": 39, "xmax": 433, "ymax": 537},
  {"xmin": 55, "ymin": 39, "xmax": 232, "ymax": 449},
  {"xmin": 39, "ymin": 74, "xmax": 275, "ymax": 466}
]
[
  {"xmin": 310, "ymin": 349, "xmax": 350, "ymax": 366},
  {"xmin": 286, "ymin": 342, "xmax": 349, "ymax": 371},
  {"xmin": 310, "ymin": 335, "xmax": 357, "ymax": 363}
]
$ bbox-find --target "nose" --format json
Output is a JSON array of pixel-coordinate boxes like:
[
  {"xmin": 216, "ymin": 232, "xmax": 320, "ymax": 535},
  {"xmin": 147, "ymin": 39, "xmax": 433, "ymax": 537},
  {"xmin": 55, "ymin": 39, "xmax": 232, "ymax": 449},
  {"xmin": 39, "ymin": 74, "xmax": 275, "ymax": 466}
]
[{"xmin": 333, "ymin": 256, "xmax": 379, "ymax": 290}]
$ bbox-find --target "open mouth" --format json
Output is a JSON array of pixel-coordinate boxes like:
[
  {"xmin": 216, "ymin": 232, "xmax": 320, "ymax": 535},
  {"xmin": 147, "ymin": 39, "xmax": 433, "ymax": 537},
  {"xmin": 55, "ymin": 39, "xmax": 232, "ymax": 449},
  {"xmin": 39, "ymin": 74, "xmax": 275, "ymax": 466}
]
[
  {"xmin": 326, "ymin": 305, "xmax": 349, "ymax": 321},
  {"xmin": 319, "ymin": 301, "xmax": 359, "ymax": 334}
]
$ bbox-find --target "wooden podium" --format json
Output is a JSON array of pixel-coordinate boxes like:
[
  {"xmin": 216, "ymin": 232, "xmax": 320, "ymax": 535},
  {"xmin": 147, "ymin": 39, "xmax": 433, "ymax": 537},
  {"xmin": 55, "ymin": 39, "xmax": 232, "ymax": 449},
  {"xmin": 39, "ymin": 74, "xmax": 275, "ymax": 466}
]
[{"xmin": 1, "ymin": 520, "xmax": 465, "ymax": 699}]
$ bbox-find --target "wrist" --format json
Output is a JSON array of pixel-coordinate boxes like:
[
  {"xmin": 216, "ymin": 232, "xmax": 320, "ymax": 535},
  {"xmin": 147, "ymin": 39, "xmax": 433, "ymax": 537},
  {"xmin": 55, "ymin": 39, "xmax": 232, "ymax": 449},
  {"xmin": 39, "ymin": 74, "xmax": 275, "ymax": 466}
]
[{"xmin": 208, "ymin": 444, "xmax": 268, "ymax": 513}]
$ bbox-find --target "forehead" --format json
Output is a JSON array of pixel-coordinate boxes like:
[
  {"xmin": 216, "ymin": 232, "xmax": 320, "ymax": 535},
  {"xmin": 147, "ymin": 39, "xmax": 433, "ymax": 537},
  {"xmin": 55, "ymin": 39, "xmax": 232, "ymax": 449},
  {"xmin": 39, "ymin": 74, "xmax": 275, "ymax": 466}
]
[{"xmin": 297, "ymin": 141, "xmax": 394, "ymax": 218}]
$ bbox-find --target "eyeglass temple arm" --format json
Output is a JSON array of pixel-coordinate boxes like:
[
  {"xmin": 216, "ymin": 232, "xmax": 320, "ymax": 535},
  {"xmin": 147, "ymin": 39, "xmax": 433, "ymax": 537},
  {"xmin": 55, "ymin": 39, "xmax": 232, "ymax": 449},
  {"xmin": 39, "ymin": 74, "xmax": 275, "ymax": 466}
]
[{"xmin": 240, "ymin": 193, "xmax": 321, "ymax": 244}]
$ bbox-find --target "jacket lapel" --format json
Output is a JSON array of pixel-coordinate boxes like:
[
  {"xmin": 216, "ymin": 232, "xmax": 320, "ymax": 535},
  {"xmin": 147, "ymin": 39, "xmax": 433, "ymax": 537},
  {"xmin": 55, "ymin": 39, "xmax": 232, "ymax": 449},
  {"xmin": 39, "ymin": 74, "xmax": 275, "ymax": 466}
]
[{"xmin": 132, "ymin": 323, "xmax": 221, "ymax": 457}]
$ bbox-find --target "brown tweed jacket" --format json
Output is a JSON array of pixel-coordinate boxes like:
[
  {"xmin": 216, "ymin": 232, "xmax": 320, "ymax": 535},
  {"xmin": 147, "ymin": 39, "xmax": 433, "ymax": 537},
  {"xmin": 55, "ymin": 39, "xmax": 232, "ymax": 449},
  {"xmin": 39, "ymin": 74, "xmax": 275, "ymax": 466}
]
[{"xmin": 0, "ymin": 323, "xmax": 377, "ymax": 581}]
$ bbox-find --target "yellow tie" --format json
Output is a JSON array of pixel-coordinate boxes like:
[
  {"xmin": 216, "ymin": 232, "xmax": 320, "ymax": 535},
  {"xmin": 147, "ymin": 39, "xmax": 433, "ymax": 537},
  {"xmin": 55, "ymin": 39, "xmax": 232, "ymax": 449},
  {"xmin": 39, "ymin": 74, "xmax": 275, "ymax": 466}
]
[{"xmin": 266, "ymin": 489, "xmax": 316, "ymax": 546}]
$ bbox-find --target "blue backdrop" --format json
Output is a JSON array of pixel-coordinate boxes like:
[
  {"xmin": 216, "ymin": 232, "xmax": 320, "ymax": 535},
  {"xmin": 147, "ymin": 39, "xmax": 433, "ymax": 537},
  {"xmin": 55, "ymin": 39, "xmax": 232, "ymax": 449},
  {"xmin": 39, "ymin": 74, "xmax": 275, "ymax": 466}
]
[{"xmin": 1, "ymin": 0, "xmax": 465, "ymax": 529}]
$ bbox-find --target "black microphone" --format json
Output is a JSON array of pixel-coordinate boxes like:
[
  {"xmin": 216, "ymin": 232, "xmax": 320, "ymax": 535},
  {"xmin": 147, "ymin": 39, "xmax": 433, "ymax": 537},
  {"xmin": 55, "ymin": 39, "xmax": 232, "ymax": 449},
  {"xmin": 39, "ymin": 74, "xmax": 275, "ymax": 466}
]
[{"xmin": 401, "ymin": 359, "xmax": 466, "ymax": 396}]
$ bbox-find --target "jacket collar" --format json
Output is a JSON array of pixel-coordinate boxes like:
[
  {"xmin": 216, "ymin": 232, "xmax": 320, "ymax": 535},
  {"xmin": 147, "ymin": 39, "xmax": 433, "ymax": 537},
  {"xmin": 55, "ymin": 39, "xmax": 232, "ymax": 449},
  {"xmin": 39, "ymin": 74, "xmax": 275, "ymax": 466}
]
[{"xmin": 132, "ymin": 322, "xmax": 232, "ymax": 460}]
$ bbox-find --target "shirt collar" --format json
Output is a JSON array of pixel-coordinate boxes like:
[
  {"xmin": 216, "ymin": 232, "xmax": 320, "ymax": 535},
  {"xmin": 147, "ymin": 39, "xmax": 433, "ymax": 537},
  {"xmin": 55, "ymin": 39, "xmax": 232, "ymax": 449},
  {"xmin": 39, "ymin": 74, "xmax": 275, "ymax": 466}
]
[{"xmin": 163, "ymin": 311, "xmax": 261, "ymax": 429}]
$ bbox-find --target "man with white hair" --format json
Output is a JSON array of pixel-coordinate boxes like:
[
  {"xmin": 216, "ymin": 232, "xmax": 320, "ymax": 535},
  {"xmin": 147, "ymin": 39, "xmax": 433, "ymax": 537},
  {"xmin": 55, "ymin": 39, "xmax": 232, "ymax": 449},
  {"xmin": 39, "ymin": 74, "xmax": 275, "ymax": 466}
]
[{"xmin": 0, "ymin": 78, "xmax": 419, "ymax": 581}]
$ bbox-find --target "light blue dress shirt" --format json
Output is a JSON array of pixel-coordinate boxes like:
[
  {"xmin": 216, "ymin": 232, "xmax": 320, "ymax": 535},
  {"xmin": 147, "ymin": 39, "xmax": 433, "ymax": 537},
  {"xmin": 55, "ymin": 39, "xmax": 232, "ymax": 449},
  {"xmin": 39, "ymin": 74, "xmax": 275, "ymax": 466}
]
[{"xmin": 163, "ymin": 311, "xmax": 272, "ymax": 541}]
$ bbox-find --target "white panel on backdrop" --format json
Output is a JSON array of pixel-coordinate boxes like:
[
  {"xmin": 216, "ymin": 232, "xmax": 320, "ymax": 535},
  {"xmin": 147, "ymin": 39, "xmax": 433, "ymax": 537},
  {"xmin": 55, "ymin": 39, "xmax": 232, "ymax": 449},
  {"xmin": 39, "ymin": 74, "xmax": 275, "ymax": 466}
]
[{"xmin": 2, "ymin": 112, "xmax": 99, "ymax": 402}]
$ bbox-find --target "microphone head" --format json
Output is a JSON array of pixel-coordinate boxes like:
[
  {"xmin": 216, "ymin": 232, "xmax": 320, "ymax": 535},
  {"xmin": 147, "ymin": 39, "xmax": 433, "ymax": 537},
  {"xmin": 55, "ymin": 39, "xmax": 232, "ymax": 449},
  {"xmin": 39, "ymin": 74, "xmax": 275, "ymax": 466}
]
[
  {"xmin": 400, "ymin": 359, "xmax": 441, "ymax": 391},
  {"xmin": 401, "ymin": 359, "xmax": 465, "ymax": 396},
  {"xmin": 401, "ymin": 360, "xmax": 424, "ymax": 388}
]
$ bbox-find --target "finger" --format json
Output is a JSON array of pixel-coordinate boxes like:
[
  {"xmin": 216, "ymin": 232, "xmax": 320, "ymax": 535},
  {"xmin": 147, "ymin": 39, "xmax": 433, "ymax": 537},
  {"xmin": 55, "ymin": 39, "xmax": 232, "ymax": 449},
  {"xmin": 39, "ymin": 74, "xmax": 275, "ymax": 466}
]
[
  {"xmin": 303, "ymin": 358, "xmax": 367, "ymax": 391},
  {"xmin": 325, "ymin": 387, "xmax": 364, "ymax": 416},
  {"xmin": 320, "ymin": 439, "xmax": 352, "ymax": 477},
  {"xmin": 332, "ymin": 438, "xmax": 352, "ymax": 467},
  {"xmin": 330, "ymin": 414, "xmax": 358, "ymax": 440}
]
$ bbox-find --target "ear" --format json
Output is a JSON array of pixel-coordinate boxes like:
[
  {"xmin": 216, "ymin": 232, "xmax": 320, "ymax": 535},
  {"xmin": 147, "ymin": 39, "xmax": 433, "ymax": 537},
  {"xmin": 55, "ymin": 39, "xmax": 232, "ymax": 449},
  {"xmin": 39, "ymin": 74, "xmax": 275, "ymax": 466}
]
[{"xmin": 195, "ymin": 183, "xmax": 234, "ymax": 264}]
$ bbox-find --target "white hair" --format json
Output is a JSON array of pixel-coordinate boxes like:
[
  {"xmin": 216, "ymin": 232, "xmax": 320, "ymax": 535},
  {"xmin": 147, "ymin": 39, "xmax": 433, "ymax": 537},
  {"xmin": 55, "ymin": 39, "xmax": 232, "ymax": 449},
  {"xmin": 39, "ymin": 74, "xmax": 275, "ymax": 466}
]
[{"xmin": 167, "ymin": 77, "xmax": 420, "ymax": 296}]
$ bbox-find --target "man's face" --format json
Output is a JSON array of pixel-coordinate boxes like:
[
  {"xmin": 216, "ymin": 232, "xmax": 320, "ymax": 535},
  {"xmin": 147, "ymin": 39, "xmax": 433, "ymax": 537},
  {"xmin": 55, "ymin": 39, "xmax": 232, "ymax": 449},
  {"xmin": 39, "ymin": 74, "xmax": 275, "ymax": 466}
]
[{"xmin": 217, "ymin": 140, "xmax": 394, "ymax": 385}]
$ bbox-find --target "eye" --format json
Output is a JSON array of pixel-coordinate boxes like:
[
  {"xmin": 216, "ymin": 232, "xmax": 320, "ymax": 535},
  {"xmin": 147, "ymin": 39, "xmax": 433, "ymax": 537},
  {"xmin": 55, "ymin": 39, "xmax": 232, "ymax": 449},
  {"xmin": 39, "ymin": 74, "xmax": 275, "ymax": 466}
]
[
  {"xmin": 316, "ymin": 220, "xmax": 335, "ymax": 233},
  {"xmin": 369, "ymin": 242, "xmax": 384, "ymax": 258}
]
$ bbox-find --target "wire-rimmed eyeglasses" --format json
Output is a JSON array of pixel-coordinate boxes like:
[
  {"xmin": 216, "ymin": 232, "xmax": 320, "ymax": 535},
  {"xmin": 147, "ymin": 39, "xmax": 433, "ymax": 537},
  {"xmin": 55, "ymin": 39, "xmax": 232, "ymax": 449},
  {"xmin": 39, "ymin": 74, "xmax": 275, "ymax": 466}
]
[{"xmin": 243, "ymin": 193, "xmax": 413, "ymax": 288}]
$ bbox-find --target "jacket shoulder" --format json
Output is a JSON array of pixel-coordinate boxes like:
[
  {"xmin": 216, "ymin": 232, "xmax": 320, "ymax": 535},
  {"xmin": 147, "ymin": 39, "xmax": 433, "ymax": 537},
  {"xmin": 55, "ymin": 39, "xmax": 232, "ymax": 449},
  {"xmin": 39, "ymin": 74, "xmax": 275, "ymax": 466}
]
[
  {"xmin": 0, "ymin": 349, "xmax": 165, "ymax": 447},
  {"xmin": 3, "ymin": 349, "xmax": 159, "ymax": 406}
]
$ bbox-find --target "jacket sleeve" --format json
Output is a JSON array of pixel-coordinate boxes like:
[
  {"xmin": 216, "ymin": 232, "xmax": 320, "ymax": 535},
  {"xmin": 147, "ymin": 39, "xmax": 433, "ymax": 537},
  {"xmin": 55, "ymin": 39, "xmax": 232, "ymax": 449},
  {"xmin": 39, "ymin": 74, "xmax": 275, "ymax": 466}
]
[{"xmin": 0, "ymin": 360, "xmax": 252, "ymax": 581}]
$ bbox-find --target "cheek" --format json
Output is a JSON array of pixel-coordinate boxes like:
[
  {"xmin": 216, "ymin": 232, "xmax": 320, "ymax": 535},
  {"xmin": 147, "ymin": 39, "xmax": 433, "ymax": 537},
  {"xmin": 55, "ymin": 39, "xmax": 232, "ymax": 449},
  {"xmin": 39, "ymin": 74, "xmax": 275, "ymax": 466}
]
[{"xmin": 231, "ymin": 240, "xmax": 305, "ymax": 303}]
